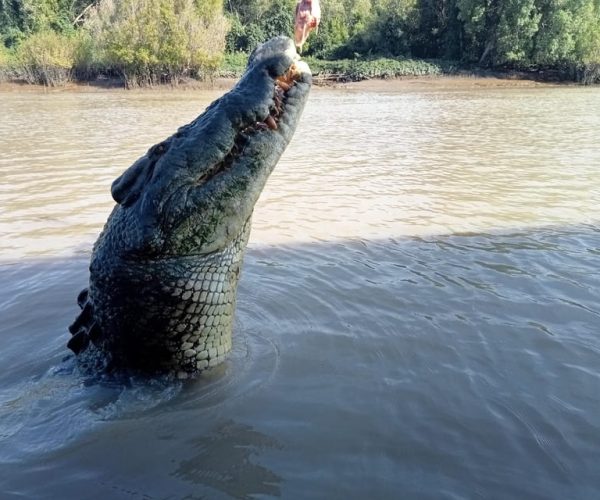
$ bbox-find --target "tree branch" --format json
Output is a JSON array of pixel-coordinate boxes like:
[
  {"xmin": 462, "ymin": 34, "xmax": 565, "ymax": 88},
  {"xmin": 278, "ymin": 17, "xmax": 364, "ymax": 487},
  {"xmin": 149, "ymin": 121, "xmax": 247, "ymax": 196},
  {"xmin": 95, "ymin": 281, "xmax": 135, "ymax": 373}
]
[{"xmin": 73, "ymin": 2, "xmax": 96, "ymax": 26}]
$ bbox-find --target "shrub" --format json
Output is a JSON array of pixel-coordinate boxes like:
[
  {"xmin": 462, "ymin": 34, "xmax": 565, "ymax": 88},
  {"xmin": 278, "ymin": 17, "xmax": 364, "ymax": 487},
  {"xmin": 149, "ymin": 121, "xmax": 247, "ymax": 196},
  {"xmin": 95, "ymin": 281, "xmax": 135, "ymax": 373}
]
[
  {"xmin": 307, "ymin": 56, "xmax": 458, "ymax": 81},
  {"xmin": 0, "ymin": 44, "xmax": 11, "ymax": 81},
  {"xmin": 12, "ymin": 31, "xmax": 76, "ymax": 86},
  {"xmin": 217, "ymin": 51, "xmax": 249, "ymax": 78},
  {"xmin": 84, "ymin": 0, "xmax": 229, "ymax": 87},
  {"xmin": 225, "ymin": 1, "xmax": 294, "ymax": 53},
  {"xmin": 71, "ymin": 30, "xmax": 102, "ymax": 81}
]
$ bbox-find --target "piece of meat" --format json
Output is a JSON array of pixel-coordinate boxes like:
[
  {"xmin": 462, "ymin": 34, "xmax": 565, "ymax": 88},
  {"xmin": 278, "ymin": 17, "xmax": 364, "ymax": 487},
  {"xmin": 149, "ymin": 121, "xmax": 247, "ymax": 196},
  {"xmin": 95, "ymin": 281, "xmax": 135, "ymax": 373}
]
[{"xmin": 294, "ymin": 0, "xmax": 321, "ymax": 50}]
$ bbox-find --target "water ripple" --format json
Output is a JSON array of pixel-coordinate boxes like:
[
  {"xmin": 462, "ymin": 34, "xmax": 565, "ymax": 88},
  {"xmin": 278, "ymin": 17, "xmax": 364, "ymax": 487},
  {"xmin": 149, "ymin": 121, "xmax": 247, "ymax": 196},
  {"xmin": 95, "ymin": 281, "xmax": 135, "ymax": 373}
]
[{"xmin": 0, "ymin": 87, "xmax": 599, "ymax": 498}]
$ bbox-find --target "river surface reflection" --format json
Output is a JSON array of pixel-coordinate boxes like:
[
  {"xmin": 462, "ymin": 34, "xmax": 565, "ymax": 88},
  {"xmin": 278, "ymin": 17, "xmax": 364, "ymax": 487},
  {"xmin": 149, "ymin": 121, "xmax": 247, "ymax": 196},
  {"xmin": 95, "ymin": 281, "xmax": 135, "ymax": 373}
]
[{"xmin": 0, "ymin": 84, "xmax": 599, "ymax": 498}]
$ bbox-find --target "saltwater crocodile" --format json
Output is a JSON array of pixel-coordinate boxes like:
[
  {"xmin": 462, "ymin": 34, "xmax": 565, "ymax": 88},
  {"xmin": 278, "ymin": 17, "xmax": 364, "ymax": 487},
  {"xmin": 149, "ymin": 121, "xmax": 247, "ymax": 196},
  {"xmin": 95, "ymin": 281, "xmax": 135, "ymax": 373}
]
[{"xmin": 68, "ymin": 37, "xmax": 312, "ymax": 377}]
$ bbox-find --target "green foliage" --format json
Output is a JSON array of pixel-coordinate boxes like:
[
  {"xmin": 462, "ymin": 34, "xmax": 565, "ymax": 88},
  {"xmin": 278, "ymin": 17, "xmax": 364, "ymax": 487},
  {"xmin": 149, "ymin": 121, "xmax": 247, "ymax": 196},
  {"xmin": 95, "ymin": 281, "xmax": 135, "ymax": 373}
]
[
  {"xmin": 0, "ymin": 39, "xmax": 8, "ymax": 63},
  {"xmin": 217, "ymin": 50, "xmax": 458, "ymax": 81},
  {"xmin": 412, "ymin": 0, "xmax": 462, "ymax": 59},
  {"xmin": 532, "ymin": 1, "xmax": 578, "ymax": 65},
  {"xmin": 84, "ymin": 0, "xmax": 229, "ymax": 87},
  {"xmin": 0, "ymin": 42, "xmax": 11, "ymax": 80},
  {"xmin": 495, "ymin": 0, "xmax": 540, "ymax": 65},
  {"xmin": 308, "ymin": 16, "xmax": 349, "ymax": 57},
  {"xmin": 456, "ymin": 0, "xmax": 598, "ymax": 70},
  {"xmin": 12, "ymin": 29, "xmax": 76, "ymax": 85},
  {"xmin": 0, "ymin": 0, "xmax": 75, "ymax": 40},
  {"xmin": 1, "ymin": 0, "xmax": 599, "ymax": 84},
  {"xmin": 194, "ymin": 0, "xmax": 224, "ymax": 19},
  {"xmin": 573, "ymin": 1, "xmax": 600, "ymax": 62},
  {"xmin": 225, "ymin": 0, "xmax": 295, "ymax": 52},
  {"xmin": 225, "ymin": 15, "xmax": 263, "ymax": 53},
  {"xmin": 316, "ymin": 0, "xmax": 422, "ymax": 58},
  {"xmin": 262, "ymin": 1, "xmax": 295, "ymax": 39},
  {"xmin": 303, "ymin": 0, "xmax": 351, "ymax": 57},
  {"xmin": 0, "ymin": 0, "xmax": 23, "ymax": 46},
  {"xmin": 217, "ymin": 51, "xmax": 249, "ymax": 77},
  {"xmin": 307, "ymin": 55, "xmax": 458, "ymax": 80},
  {"xmin": 71, "ymin": 28, "xmax": 101, "ymax": 80},
  {"xmin": 362, "ymin": 0, "xmax": 420, "ymax": 56},
  {"xmin": 574, "ymin": 1, "xmax": 600, "ymax": 83}
]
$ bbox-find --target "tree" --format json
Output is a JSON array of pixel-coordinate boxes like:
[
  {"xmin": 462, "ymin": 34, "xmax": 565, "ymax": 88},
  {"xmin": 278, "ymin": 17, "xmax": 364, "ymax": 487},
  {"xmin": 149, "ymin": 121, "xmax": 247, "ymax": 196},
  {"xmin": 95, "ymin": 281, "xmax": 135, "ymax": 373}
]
[
  {"xmin": 307, "ymin": 0, "xmax": 351, "ymax": 56},
  {"xmin": 225, "ymin": 0, "xmax": 295, "ymax": 52},
  {"xmin": 457, "ymin": 0, "xmax": 540, "ymax": 65},
  {"xmin": 350, "ymin": 0, "xmax": 420, "ymax": 57},
  {"xmin": 0, "ymin": 0, "xmax": 97, "ymax": 46},
  {"xmin": 84, "ymin": 0, "xmax": 229, "ymax": 86},
  {"xmin": 13, "ymin": 29, "xmax": 76, "ymax": 85},
  {"xmin": 412, "ymin": 0, "xmax": 462, "ymax": 59}
]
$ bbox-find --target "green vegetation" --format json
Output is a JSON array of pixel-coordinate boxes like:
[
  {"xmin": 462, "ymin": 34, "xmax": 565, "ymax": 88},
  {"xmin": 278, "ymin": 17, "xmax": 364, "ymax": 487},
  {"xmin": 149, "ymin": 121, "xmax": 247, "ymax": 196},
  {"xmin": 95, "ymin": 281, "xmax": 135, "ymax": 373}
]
[
  {"xmin": 1, "ymin": 0, "xmax": 599, "ymax": 86},
  {"xmin": 12, "ymin": 30, "xmax": 77, "ymax": 85},
  {"xmin": 0, "ymin": 0, "xmax": 229, "ymax": 86},
  {"xmin": 215, "ymin": 52, "xmax": 457, "ymax": 81},
  {"xmin": 306, "ymin": 57, "xmax": 459, "ymax": 80},
  {"xmin": 83, "ymin": 0, "xmax": 229, "ymax": 87},
  {"xmin": 225, "ymin": 0, "xmax": 296, "ymax": 52}
]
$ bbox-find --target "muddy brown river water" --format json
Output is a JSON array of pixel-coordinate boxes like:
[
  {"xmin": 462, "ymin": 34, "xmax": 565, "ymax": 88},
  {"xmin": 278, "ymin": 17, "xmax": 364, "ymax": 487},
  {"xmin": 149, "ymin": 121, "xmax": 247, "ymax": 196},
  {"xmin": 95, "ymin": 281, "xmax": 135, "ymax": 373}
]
[{"xmin": 0, "ymin": 84, "xmax": 599, "ymax": 498}]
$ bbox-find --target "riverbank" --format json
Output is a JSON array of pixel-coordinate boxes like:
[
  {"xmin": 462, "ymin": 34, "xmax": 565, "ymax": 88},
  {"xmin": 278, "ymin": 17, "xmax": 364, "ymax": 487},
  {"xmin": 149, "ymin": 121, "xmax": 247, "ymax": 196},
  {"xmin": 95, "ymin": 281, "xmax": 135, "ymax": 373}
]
[
  {"xmin": 0, "ymin": 72, "xmax": 570, "ymax": 94},
  {"xmin": 0, "ymin": 77, "xmax": 237, "ymax": 93},
  {"xmin": 2, "ymin": 51, "xmax": 597, "ymax": 91}
]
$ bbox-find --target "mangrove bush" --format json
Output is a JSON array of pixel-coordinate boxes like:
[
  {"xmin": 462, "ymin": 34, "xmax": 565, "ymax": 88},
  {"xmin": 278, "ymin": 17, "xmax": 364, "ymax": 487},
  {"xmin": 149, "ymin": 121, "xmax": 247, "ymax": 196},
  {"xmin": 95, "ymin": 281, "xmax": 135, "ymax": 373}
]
[
  {"xmin": 83, "ymin": 0, "xmax": 229, "ymax": 87},
  {"xmin": 12, "ymin": 30, "xmax": 76, "ymax": 85}
]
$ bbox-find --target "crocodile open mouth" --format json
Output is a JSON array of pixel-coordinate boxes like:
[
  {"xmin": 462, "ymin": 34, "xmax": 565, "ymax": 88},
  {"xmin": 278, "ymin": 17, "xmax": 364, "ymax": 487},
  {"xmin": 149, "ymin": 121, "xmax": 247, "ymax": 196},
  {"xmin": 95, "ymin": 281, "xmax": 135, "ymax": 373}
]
[
  {"xmin": 195, "ymin": 63, "xmax": 306, "ymax": 187},
  {"xmin": 263, "ymin": 63, "xmax": 303, "ymax": 131}
]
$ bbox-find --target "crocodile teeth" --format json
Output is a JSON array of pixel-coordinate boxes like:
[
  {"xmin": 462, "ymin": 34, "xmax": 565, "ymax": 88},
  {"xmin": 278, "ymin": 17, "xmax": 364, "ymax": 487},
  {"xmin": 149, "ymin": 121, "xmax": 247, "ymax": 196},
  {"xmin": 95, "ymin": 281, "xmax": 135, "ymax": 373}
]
[
  {"xmin": 276, "ymin": 79, "xmax": 291, "ymax": 91},
  {"xmin": 265, "ymin": 115, "xmax": 278, "ymax": 130}
]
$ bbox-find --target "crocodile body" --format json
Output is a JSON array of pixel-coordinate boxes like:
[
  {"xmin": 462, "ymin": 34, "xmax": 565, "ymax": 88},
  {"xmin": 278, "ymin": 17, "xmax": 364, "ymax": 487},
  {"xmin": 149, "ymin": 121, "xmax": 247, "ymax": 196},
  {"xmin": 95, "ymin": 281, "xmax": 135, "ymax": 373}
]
[{"xmin": 68, "ymin": 37, "xmax": 311, "ymax": 377}]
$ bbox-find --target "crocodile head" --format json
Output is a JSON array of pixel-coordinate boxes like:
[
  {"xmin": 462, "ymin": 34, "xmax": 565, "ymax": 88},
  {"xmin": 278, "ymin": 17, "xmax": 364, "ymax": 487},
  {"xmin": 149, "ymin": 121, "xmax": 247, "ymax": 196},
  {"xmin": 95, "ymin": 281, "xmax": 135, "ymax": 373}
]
[
  {"xmin": 108, "ymin": 36, "xmax": 311, "ymax": 258},
  {"xmin": 68, "ymin": 37, "xmax": 311, "ymax": 376}
]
